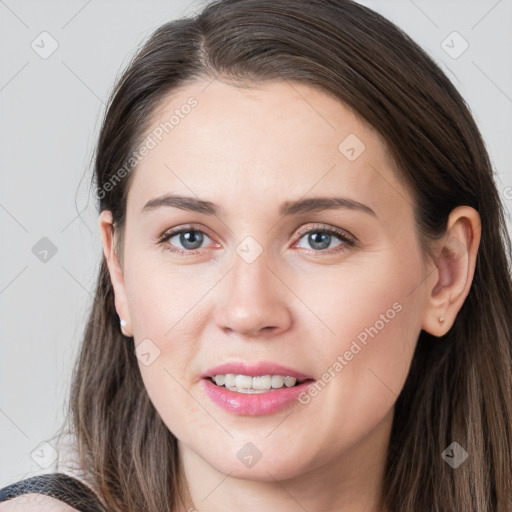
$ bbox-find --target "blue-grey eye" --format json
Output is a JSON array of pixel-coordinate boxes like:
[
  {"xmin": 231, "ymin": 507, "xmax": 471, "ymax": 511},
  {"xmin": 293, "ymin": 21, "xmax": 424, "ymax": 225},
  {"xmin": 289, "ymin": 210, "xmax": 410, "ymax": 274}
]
[
  {"xmin": 297, "ymin": 230, "xmax": 343, "ymax": 251},
  {"xmin": 173, "ymin": 230, "xmax": 205, "ymax": 250}
]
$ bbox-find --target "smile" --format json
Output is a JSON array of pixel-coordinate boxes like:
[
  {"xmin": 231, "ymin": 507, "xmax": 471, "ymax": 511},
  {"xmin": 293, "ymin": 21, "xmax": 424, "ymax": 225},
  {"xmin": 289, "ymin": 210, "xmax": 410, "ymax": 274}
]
[{"xmin": 209, "ymin": 373, "xmax": 305, "ymax": 393}]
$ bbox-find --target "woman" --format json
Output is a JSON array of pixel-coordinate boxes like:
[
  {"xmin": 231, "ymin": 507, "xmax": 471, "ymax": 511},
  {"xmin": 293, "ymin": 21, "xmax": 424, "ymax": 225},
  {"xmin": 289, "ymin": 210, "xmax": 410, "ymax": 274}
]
[{"xmin": 1, "ymin": 0, "xmax": 511, "ymax": 511}]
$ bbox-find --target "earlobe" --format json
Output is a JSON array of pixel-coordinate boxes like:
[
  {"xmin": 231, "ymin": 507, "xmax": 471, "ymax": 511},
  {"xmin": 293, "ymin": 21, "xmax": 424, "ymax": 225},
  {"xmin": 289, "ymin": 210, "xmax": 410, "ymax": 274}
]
[
  {"xmin": 421, "ymin": 206, "xmax": 481, "ymax": 337},
  {"xmin": 98, "ymin": 210, "xmax": 133, "ymax": 337}
]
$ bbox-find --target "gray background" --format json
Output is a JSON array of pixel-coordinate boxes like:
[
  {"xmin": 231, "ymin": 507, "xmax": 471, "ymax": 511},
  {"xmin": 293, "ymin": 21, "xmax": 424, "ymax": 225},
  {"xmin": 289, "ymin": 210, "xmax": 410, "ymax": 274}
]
[{"xmin": 1, "ymin": 0, "xmax": 511, "ymax": 487}]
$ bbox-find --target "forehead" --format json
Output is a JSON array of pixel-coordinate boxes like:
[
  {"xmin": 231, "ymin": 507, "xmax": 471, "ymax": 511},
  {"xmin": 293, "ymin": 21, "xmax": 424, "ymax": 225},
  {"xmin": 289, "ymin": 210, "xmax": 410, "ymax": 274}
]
[{"xmin": 126, "ymin": 79, "xmax": 413, "ymax": 224}]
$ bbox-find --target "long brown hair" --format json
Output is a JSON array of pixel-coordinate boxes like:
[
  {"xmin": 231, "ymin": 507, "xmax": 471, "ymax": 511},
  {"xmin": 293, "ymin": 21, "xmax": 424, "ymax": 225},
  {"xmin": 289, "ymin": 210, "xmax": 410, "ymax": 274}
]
[{"xmin": 59, "ymin": 1, "xmax": 512, "ymax": 510}]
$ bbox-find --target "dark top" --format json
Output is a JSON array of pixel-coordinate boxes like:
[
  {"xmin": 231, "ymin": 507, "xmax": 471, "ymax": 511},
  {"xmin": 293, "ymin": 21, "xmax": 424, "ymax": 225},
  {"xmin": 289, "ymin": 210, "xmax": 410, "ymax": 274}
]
[{"xmin": 0, "ymin": 473, "xmax": 106, "ymax": 511}]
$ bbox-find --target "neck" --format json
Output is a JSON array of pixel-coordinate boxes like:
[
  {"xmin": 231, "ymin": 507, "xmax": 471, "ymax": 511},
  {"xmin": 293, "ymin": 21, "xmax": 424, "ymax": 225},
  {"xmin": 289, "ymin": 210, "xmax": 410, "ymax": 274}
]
[{"xmin": 176, "ymin": 409, "xmax": 393, "ymax": 512}]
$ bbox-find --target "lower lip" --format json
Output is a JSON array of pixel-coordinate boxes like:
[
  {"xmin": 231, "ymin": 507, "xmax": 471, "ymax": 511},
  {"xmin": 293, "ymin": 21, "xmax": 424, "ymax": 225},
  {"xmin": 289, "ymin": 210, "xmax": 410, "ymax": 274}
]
[{"xmin": 201, "ymin": 378, "xmax": 316, "ymax": 416}]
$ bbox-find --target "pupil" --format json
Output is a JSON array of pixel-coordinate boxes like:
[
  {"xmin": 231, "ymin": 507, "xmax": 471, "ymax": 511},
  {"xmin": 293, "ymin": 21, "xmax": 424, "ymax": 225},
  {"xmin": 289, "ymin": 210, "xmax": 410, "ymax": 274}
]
[
  {"xmin": 181, "ymin": 231, "xmax": 203, "ymax": 250},
  {"xmin": 309, "ymin": 231, "xmax": 330, "ymax": 250}
]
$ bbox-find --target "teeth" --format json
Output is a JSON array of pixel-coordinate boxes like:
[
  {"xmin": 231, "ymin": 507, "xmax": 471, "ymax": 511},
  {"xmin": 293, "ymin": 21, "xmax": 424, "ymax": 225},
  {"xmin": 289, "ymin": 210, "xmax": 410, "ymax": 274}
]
[
  {"xmin": 235, "ymin": 375, "xmax": 253, "ymax": 388},
  {"xmin": 225, "ymin": 374, "xmax": 236, "ymax": 387},
  {"xmin": 284, "ymin": 376, "xmax": 297, "ymax": 387},
  {"xmin": 254, "ymin": 375, "xmax": 273, "ymax": 389},
  {"xmin": 214, "ymin": 374, "xmax": 226, "ymax": 386},
  {"xmin": 271, "ymin": 375, "xmax": 285, "ymax": 388},
  {"xmin": 212, "ymin": 373, "xmax": 299, "ymax": 392}
]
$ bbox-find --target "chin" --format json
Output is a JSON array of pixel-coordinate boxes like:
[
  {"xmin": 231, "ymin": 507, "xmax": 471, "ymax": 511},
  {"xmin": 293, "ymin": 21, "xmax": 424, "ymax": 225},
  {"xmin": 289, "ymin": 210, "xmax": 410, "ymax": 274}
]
[{"xmin": 198, "ymin": 444, "xmax": 318, "ymax": 482}]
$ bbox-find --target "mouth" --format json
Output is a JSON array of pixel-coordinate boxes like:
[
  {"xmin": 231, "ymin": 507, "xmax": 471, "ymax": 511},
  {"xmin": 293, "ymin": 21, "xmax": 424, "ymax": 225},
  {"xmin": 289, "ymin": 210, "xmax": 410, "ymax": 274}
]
[
  {"xmin": 199, "ymin": 362, "xmax": 316, "ymax": 414},
  {"xmin": 205, "ymin": 374, "xmax": 314, "ymax": 394},
  {"xmin": 200, "ymin": 361, "xmax": 315, "ymax": 394},
  {"xmin": 201, "ymin": 373, "xmax": 317, "ymax": 416}
]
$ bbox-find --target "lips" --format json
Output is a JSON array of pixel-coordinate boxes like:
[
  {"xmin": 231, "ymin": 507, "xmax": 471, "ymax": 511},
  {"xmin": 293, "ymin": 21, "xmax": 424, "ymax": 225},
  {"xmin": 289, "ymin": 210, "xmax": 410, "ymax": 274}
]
[
  {"xmin": 201, "ymin": 377, "xmax": 317, "ymax": 415},
  {"xmin": 198, "ymin": 361, "xmax": 316, "ymax": 415},
  {"xmin": 199, "ymin": 361, "xmax": 314, "ymax": 381}
]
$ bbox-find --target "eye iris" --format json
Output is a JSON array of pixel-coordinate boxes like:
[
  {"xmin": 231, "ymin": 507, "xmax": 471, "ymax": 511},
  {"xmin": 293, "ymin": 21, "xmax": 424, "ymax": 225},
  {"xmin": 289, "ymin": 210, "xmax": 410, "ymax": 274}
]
[
  {"xmin": 308, "ymin": 231, "xmax": 331, "ymax": 250},
  {"xmin": 180, "ymin": 230, "xmax": 203, "ymax": 250}
]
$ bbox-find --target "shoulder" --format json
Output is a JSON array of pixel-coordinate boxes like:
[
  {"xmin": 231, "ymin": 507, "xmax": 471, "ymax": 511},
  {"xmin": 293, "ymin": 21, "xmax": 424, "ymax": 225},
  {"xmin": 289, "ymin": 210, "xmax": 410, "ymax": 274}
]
[
  {"xmin": 0, "ymin": 493, "xmax": 80, "ymax": 511},
  {"xmin": 0, "ymin": 472, "xmax": 100, "ymax": 512}
]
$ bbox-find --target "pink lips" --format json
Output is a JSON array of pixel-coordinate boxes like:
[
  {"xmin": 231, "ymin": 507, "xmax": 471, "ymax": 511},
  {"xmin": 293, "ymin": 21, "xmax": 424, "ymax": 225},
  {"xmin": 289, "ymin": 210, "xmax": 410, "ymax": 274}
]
[{"xmin": 199, "ymin": 361, "xmax": 316, "ymax": 416}]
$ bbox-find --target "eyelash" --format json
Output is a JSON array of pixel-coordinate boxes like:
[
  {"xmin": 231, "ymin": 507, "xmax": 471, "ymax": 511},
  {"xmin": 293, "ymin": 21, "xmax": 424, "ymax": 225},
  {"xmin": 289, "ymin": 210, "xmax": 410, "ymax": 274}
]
[{"xmin": 157, "ymin": 223, "xmax": 357, "ymax": 256}]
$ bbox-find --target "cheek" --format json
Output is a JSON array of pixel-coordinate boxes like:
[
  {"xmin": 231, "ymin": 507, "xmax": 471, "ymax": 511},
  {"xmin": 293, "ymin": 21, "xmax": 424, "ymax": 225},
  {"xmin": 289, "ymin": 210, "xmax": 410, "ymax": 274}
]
[
  {"xmin": 123, "ymin": 253, "xmax": 212, "ymax": 342},
  {"xmin": 296, "ymin": 249, "xmax": 424, "ymax": 440},
  {"xmin": 122, "ymin": 258, "xmax": 211, "ymax": 435},
  {"xmin": 292, "ymin": 243, "xmax": 422, "ymax": 359}
]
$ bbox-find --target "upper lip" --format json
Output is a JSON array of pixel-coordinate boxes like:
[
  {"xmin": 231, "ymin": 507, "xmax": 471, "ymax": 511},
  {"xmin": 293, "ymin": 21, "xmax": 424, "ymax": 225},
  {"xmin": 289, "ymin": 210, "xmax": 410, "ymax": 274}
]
[{"xmin": 200, "ymin": 361, "xmax": 314, "ymax": 381}]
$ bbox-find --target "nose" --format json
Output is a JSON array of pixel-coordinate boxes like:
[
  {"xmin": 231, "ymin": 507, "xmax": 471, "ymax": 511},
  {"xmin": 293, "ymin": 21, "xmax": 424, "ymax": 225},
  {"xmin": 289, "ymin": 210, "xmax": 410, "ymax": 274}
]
[{"xmin": 214, "ymin": 250, "xmax": 293, "ymax": 338}]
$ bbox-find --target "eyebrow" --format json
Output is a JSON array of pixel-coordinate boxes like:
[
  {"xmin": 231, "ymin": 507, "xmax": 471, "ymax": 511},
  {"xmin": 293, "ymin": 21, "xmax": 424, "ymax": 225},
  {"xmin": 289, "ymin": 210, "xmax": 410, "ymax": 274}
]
[{"xmin": 140, "ymin": 193, "xmax": 378, "ymax": 218}]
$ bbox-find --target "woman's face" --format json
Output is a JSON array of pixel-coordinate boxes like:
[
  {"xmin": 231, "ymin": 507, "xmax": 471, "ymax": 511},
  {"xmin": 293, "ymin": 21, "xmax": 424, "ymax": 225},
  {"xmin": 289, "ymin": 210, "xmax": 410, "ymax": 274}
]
[{"xmin": 102, "ymin": 79, "xmax": 435, "ymax": 481}]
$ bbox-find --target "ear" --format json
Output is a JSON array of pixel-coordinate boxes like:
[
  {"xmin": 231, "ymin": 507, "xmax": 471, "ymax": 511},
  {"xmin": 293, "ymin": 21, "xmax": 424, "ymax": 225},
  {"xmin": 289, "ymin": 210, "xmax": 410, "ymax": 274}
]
[
  {"xmin": 421, "ymin": 206, "xmax": 481, "ymax": 337},
  {"xmin": 98, "ymin": 210, "xmax": 133, "ymax": 337}
]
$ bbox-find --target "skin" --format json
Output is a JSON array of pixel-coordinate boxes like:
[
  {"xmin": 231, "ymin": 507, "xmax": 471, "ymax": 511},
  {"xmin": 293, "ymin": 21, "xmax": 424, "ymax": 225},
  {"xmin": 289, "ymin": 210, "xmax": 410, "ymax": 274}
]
[{"xmin": 98, "ymin": 79, "xmax": 481, "ymax": 512}]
